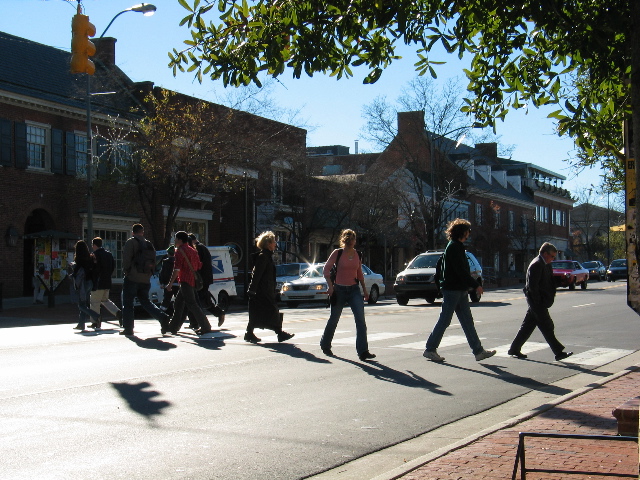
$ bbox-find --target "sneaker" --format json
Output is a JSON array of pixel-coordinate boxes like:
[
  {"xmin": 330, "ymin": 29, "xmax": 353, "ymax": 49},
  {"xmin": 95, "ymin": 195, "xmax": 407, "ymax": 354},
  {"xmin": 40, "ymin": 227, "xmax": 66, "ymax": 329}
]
[
  {"xmin": 475, "ymin": 349, "xmax": 496, "ymax": 361},
  {"xmin": 423, "ymin": 350, "xmax": 445, "ymax": 362}
]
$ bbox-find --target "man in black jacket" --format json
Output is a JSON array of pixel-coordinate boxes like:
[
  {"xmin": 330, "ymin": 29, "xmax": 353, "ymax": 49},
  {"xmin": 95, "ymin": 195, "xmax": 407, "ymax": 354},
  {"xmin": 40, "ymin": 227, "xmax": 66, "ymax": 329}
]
[
  {"xmin": 89, "ymin": 237, "xmax": 121, "ymax": 329},
  {"xmin": 188, "ymin": 234, "xmax": 225, "ymax": 328},
  {"xmin": 508, "ymin": 242, "xmax": 573, "ymax": 361},
  {"xmin": 423, "ymin": 219, "xmax": 496, "ymax": 363}
]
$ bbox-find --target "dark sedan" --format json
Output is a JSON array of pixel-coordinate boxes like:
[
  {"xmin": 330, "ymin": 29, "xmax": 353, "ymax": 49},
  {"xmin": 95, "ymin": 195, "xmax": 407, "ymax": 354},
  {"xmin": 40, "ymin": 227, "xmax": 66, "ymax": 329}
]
[
  {"xmin": 582, "ymin": 260, "xmax": 606, "ymax": 281},
  {"xmin": 607, "ymin": 259, "xmax": 628, "ymax": 281}
]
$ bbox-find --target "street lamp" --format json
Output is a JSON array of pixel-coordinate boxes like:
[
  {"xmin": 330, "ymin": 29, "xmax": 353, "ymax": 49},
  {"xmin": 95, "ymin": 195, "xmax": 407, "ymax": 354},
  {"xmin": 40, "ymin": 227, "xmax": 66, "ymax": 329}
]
[{"xmin": 83, "ymin": 3, "xmax": 157, "ymax": 241}]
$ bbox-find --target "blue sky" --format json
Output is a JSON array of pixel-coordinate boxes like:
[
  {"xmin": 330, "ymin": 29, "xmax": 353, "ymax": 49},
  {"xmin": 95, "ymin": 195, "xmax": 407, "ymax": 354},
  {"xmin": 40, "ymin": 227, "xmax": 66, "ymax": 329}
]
[{"xmin": 0, "ymin": 0, "xmax": 610, "ymax": 202}]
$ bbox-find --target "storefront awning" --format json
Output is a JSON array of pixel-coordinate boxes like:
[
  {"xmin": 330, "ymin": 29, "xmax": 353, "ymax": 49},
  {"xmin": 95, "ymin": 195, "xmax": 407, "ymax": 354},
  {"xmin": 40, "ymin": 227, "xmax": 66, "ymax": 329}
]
[{"xmin": 23, "ymin": 230, "xmax": 81, "ymax": 240}]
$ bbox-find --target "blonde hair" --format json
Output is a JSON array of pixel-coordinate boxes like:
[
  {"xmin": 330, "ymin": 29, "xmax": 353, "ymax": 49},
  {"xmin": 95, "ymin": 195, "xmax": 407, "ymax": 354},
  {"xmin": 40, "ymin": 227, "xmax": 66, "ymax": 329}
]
[
  {"xmin": 339, "ymin": 229, "xmax": 356, "ymax": 248},
  {"xmin": 255, "ymin": 231, "xmax": 276, "ymax": 249}
]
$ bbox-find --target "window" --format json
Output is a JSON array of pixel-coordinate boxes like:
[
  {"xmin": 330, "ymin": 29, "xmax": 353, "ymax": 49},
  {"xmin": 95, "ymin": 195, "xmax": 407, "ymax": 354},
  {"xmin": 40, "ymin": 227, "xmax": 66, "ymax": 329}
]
[
  {"xmin": 536, "ymin": 205, "xmax": 549, "ymax": 223},
  {"xmin": 111, "ymin": 141, "xmax": 132, "ymax": 172},
  {"xmin": 521, "ymin": 214, "xmax": 529, "ymax": 234},
  {"xmin": 493, "ymin": 209, "xmax": 501, "ymax": 229},
  {"xmin": 27, "ymin": 123, "xmax": 49, "ymax": 169},
  {"xmin": 75, "ymin": 133, "xmax": 88, "ymax": 177},
  {"xmin": 508, "ymin": 211, "xmax": 515, "ymax": 231},
  {"xmin": 475, "ymin": 204, "xmax": 483, "ymax": 226},
  {"xmin": 174, "ymin": 220, "xmax": 206, "ymax": 241},
  {"xmin": 272, "ymin": 170, "xmax": 284, "ymax": 203}
]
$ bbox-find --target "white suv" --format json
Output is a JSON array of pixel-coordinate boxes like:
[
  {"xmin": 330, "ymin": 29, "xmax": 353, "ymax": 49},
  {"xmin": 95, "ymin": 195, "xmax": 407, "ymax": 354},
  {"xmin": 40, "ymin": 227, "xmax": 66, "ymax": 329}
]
[{"xmin": 394, "ymin": 251, "xmax": 483, "ymax": 305}]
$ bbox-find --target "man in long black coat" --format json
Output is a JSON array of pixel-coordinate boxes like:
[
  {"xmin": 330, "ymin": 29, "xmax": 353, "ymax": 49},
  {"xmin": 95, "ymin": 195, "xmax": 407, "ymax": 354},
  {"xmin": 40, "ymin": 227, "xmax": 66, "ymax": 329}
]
[
  {"xmin": 90, "ymin": 237, "xmax": 121, "ymax": 329},
  {"xmin": 508, "ymin": 242, "xmax": 573, "ymax": 361}
]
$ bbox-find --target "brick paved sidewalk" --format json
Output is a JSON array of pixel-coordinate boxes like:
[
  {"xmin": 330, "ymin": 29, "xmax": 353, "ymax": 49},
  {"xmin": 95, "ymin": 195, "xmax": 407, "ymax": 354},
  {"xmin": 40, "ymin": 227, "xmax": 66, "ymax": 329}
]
[{"xmin": 399, "ymin": 369, "xmax": 640, "ymax": 480}]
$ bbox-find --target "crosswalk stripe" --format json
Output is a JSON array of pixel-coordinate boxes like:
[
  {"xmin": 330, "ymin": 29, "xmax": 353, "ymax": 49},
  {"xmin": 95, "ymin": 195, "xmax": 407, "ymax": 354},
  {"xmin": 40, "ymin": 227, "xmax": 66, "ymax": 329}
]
[
  {"xmin": 563, "ymin": 348, "xmax": 634, "ymax": 365},
  {"xmin": 333, "ymin": 332, "xmax": 414, "ymax": 345},
  {"xmin": 493, "ymin": 342, "xmax": 549, "ymax": 357},
  {"xmin": 258, "ymin": 330, "xmax": 348, "ymax": 343},
  {"xmin": 392, "ymin": 335, "xmax": 476, "ymax": 350}
]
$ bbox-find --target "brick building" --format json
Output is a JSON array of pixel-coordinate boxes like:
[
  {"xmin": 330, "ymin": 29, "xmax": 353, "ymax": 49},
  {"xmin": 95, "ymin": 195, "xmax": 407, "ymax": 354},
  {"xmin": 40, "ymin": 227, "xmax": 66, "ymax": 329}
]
[{"xmin": 0, "ymin": 31, "xmax": 305, "ymax": 299}]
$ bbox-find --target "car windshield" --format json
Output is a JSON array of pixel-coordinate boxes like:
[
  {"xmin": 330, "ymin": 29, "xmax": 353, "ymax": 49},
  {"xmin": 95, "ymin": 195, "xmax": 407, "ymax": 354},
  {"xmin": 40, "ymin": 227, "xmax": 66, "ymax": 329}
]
[
  {"xmin": 611, "ymin": 260, "xmax": 627, "ymax": 267},
  {"xmin": 276, "ymin": 264, "xmax": 307, "ymax": 276},
  {"xmin": 582, "ymin": 261, "xmax": 598, "ymax": 268},
  {"xmin": 552, "ymin": 261, "xmax": 574, "ymax": 269},
  {"xmin": 302, "ymin": 265, "xmax": 325, "ymax": 278},
  {"xmin": 408, "ymin": 255, "xmax": 440, "ymax": 269}
]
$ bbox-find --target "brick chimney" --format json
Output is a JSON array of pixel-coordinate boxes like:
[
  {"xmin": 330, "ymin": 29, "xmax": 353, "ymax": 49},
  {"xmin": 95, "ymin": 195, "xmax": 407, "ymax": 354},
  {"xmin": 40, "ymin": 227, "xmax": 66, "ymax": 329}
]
[
  {"xmin": 475, "ymin": 142, "xmax": 498, "ymax": 160},
  {"xmin": 397, "ymin": 111, "xmax": 425, "ymax": 136},
  {"xmin": 93, "ymin": 37, "xmax": 117, "ymax": 68}
]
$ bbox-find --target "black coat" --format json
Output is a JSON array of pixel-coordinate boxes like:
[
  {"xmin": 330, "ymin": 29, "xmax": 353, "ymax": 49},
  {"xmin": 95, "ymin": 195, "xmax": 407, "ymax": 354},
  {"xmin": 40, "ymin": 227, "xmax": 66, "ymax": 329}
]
[
  {"xmin": 92, "ymin": 247, "xmax": 115, "ymax": 290},
  {"xmin": 440, "ymin": 240, "xmax": 480, "ymax": 291},
  {"xmin": 247, "ymin": 249, "xmax": 281, "ymax": 330},
  {"xmin": 525, "ymin": 254, "xmax": 556, "ymax": 309},
  {"xmin": 195, "ymin": 243, "xmax": 213, "ymax": 286}
]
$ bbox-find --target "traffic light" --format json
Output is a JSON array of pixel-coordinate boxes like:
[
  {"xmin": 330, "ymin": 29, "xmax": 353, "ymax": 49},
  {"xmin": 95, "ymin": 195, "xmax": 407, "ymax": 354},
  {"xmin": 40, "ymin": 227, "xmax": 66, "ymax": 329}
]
[{"xmin": 70, "ymin": 12, "xmax": 96, "ymax": 75}]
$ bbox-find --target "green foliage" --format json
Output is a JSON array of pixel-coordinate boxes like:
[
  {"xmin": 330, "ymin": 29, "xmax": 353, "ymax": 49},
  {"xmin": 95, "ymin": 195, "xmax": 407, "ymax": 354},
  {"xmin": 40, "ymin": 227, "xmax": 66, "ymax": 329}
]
[{"xmin": 168, "ymin": 0, "xmax": 634, "ymax": 183}]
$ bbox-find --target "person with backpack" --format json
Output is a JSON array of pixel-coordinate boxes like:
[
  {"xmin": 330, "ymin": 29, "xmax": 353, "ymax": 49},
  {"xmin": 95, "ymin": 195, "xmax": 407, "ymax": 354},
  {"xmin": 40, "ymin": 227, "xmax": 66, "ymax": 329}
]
[
  {"xmin": 187, "ymin": 233, "xmax": 225, "ymax": 328},
  {"xmin": 121, "ymin": 224, "xmax": 170, "ymax": 336},
  {"xmin": 71, "ymin": 240, "xmax": 95, "ymax": 332},
  {"xmin": 423, "ymin": 218, "xmax": 496, "ymax": 363},
  {"xmin": 320, "ymin": 229, "xmax": 375, "ymax": 361},
  {"xmin": 159, "ymin": 245, "xmax": 178, "ymax": 316},
  {"xmin": 88, "ymin": 237, "xmax": 121, "ymax": 329},
  {"xmin": 165, "ymin": 231, "xmax": 213, "ymax": 335}
]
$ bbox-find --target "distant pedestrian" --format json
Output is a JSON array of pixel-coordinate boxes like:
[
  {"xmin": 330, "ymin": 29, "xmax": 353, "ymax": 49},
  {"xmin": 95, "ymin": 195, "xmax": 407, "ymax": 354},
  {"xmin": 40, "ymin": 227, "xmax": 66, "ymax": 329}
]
[
  {"xmin": 159, "ymin": 245, "xmax": 178, "ymax": 315},
  {"xmin": 244, "ymin": 231, "xmax": 294, "ymax": 344},
  {"xmin": 88, "ymin": 237, "xmax": 121, "ymax": 329},
  {"xmin": 320, "ymin": 229, "xmax": 375, "ymax": 361},
  {"xmin": 121, "ymin": 224, "xmax": 170, "ymax": 336},
  {"xmin": 166, "ymin": 231, "xmax": 212, "ymax": 336},
  {"xmin": 423, "ymin": 218, "xmax": 496, "ymax": 363},
  {"xmin": 508, "ymin": 242, "xmax": 573, "ymax": 361},
  {"xmin": 72, "ymin": 240, "xmax": 95, "ymax": 332}
]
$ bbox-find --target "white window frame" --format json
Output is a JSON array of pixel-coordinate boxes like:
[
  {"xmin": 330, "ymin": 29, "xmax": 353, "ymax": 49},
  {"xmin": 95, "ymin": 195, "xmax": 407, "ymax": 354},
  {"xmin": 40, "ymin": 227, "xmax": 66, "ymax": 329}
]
[{"xmin": 26, "ymin": 121, "xmax": 50, "ymax": 171}]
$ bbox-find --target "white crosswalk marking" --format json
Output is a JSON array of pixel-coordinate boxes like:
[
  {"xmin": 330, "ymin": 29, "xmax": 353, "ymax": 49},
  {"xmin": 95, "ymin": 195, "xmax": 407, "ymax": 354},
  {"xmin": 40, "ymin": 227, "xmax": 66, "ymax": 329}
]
[
  {"xmin": 393, "ymin": 335, "xmax": 477, "ymax": 350},
  {"xmin": 333, "ymin": 332, "xmax": 413, "ymax": 345},
  {"xmin": 259, "ymin": 329, "xmax": 348, "ymax": 343},
  {"xmin": 563, "ymin": 348, "xmax": 634, "ymax": 365},
  {"xmin": 493, "ymin": 342, "xmax": 550, "ymax": 357}
]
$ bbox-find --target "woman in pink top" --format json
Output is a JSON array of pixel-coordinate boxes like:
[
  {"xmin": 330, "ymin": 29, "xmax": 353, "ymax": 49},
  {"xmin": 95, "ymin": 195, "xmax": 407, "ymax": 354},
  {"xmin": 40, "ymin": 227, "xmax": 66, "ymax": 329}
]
[{"xmin": 320, "ymin": 229, "xmax": 375, "ymax": 361}]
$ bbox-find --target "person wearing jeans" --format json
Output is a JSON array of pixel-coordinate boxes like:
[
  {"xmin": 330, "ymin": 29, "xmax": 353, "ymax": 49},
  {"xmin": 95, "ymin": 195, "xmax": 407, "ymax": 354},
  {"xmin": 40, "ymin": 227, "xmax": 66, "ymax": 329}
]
[
  {"xmin": 423, "ymin": 218, "xmax": 496, "ymax": 363},
  {"xmin": 320, "ymin": 229, "xmax": 375, "ymax": 361}
]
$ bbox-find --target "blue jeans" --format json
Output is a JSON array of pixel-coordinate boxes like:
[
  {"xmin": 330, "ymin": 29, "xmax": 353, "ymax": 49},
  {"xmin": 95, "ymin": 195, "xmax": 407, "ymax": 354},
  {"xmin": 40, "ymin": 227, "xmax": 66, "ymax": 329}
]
[
  {"xmin": 320, "ymin": 284, "xmax": 369, "ymax": 355},
  {"xmin": 425, "ymin": 289, "xmax": 483, "ymax": 355},
  {"xmin": 122, "ymin": 277, "xmax": 170, "ymax": 331}
]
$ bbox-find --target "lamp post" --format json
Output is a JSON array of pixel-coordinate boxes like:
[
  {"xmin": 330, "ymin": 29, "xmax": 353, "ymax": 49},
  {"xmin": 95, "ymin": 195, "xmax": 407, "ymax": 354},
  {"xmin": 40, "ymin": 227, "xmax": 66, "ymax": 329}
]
[{"xmin": 84, "ymin": 3, "xmax": 156, "ymax": 241}]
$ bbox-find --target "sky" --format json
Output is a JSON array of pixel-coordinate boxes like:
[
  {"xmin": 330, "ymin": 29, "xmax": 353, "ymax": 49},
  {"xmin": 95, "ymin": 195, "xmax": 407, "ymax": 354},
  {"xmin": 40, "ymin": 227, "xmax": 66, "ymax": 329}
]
[{"xmin": 0, "ymin": 0, "xmax": 613, "ymax": 204}]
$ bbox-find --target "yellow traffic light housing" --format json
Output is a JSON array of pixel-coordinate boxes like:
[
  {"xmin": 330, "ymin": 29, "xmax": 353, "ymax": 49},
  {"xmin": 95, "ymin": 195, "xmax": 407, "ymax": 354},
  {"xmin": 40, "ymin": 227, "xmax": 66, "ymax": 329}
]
[{"xmin": 70, "ymin": 11, "xmax": 96, "ymax": 75}]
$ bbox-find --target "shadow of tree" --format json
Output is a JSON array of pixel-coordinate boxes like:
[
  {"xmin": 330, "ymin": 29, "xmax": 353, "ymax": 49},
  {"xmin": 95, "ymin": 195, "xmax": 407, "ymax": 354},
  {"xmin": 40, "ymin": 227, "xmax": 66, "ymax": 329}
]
[
  {"xmin": 333, "ymin": 356, "xmax": 452, "ymax": 395},
  {"xmin": 110, "ymin": 381, "xmax": 171, "ymax": 421}
]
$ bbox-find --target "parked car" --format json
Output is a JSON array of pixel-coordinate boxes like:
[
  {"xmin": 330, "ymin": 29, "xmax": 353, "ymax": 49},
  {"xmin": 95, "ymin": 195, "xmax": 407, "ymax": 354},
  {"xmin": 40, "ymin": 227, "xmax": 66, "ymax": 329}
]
[
  {"xmin": 582, "ymin": 260, "xmax": 606, "ymax": 281},
  {"xmin": 550, "ymin": 260, "xmax": 589, "ymax": 290},
  {"xmin": 607, "ymin": 259, "xmax": 628, "ymax": 281},
  {"xmin": 280, "ymin": 263, "xmax": 385, "ymax": 307},
  {"xmin": 275, "ymin": 262, "xmax": 317, "ymax": 300},
  {"xmin": 394, "ymin": 250, "xmax": 483, "ymax": 305}
]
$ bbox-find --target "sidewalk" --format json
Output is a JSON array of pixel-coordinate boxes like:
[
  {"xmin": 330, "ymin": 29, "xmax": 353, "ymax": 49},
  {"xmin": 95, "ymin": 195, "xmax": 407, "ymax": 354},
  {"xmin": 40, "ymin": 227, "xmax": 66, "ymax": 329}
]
[{"xmin": 395, "ymin": 368, "xmax": 639, "ymax": 480}]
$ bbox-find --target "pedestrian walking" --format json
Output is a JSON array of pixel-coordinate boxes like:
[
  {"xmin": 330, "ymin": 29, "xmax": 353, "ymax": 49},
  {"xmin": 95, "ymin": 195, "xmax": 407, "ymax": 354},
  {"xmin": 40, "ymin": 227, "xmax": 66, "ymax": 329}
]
[
  {"xmin": 121, "ymin": 224, "xmax": 170, "ymax": 336},
  {"xmin": 159, "ymin": 245, "xmax": 178, "ymax": 316},
  {"xmin": 187, "ymin": 233, "xmax": 225, "ymax": 328},
  {"xmin": 88, "ymin": 237, "xmax": 121, "ymax": 329},
  {"xmin": 244, "ymin": 231, "xmax": 294, "ymax": 344},
  {"xmin": 320, "ymin": 229, "xmax": 375, "ymax": 361},
  {"xmin": 508, "ymin": 242, "xmax": 573, "ymax": 361},
  {"xmin": 71, "ymin": 240, "xmax": 95, "ymax": 332},
  {"xmin": 165, "ymin": 231, "xmax": 213, "ymax": 335},
  {"xmin": 423, "ymin": 218, "xmax": 496, "ymax": 363}
]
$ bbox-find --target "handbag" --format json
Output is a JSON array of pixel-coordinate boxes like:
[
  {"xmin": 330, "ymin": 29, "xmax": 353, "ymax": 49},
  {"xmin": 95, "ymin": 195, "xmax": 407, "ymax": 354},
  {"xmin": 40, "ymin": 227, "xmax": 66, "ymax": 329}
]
[{"xmin": 179, "ymin": 248, "xmax": 204, "ymax": 291}]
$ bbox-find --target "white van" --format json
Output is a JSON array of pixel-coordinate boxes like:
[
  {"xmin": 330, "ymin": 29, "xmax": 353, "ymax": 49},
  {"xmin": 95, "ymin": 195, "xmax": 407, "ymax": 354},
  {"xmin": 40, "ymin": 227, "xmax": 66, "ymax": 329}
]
[{"xmin": 134, "ymin": 246, "xmax": 237, "ymax": 312}]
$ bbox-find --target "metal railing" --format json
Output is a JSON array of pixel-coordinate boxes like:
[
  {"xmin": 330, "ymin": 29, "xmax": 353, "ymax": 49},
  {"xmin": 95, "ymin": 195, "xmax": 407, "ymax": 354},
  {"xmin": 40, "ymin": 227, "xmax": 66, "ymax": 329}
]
[{"xmin": 512, "ymin": 432, "xmax": 638, "ymax": 480}]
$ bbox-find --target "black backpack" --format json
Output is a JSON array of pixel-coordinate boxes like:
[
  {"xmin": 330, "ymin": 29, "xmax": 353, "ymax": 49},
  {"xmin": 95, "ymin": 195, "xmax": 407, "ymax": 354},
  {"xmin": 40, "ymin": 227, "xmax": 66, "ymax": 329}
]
[
  {"xmin": 133, "ymin": 237, "xmax": 156, "ymax": 274},
  {"xmin": 434, "ymin": 254, "xmax": 444, "ymax": 287}
]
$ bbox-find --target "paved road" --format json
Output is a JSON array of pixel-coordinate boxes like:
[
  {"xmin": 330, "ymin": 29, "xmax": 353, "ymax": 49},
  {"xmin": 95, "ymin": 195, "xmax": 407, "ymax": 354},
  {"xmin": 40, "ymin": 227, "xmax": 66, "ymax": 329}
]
[{"xmin": 0, "ymin": 283, "xmax": 635, "ymax": 479}]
